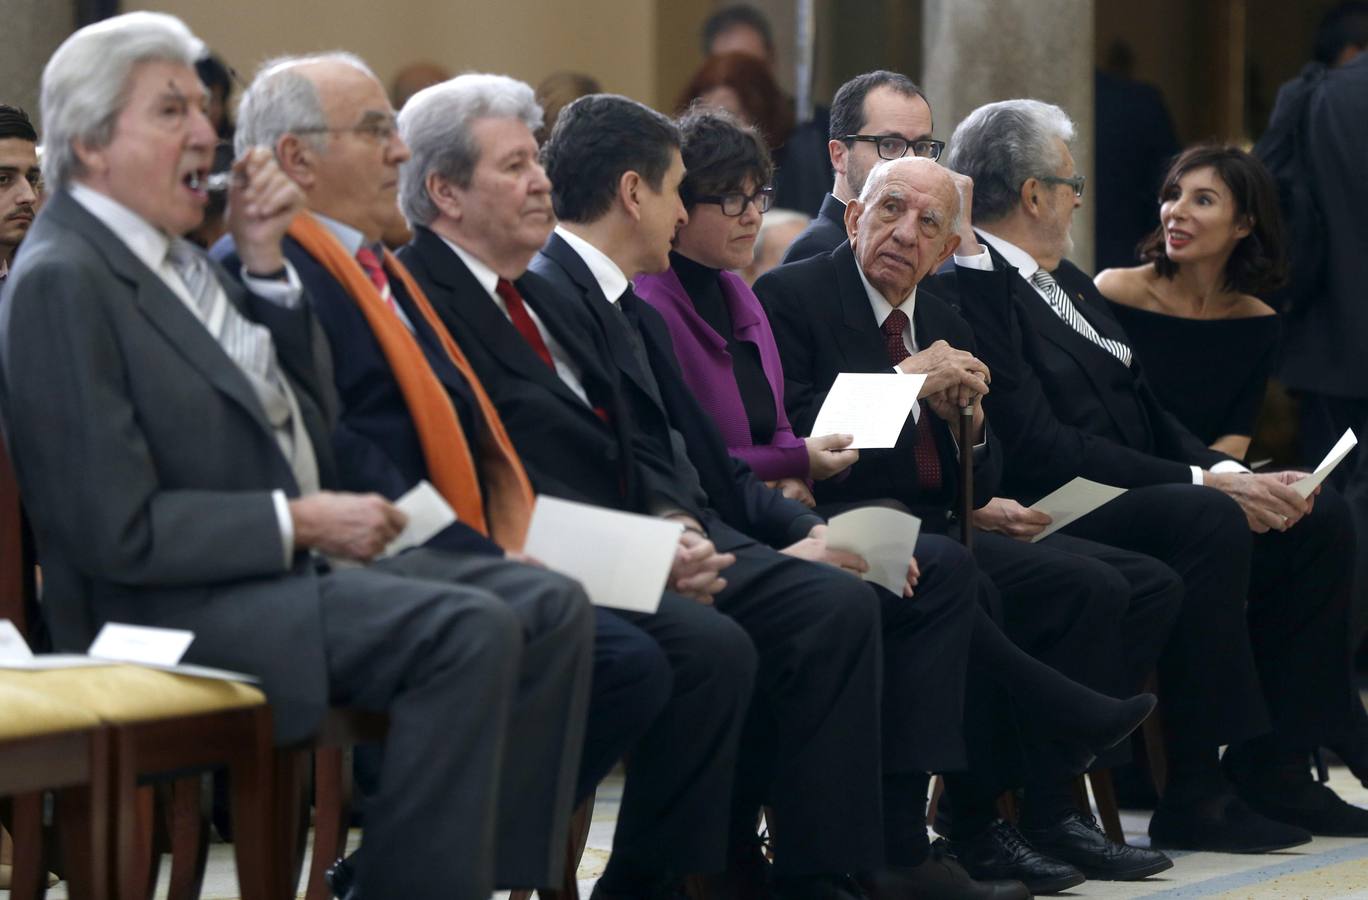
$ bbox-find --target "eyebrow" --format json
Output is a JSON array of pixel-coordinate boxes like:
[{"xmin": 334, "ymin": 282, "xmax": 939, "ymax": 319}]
[{"xmin": 356, "ymin": 110, "xmax": 395, "ymax": 126}]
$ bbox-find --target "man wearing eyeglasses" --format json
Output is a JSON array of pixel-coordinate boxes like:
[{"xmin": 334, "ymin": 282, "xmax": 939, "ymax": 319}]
[{"xmin": 783, "ymin": 71, "xmax": 942, "ymax": 265}]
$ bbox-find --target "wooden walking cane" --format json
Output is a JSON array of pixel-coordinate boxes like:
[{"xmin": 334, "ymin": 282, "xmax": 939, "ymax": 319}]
[{"xmin": 959, "ymin": 402, "xmax": 974, "ymax": 549}]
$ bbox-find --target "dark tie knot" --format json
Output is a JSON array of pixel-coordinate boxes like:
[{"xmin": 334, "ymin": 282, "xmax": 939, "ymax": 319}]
[{"xmin": 882, "ymin": 307, "xmax": 909, "ymax": 337}]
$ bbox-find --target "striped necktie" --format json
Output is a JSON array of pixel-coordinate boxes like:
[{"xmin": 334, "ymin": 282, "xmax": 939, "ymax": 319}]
[
  {"xmin": 1029, "ymin": 268, "xmax": 1132, "ymax": 367},
  {"xmin": 167, "ymin": 239, "xmax": 279, "ymax": 384}
]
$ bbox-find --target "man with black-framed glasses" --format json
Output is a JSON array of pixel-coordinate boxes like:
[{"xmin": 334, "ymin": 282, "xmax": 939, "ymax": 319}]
[{"xmin": 784, "ymin": 70, "xmax": 939, "ymax": 264}]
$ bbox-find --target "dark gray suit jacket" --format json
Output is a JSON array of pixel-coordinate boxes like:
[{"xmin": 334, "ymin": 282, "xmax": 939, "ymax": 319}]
[{"xmin": 0, "ymin": 190, "xmax": 335, "ymax": 743}]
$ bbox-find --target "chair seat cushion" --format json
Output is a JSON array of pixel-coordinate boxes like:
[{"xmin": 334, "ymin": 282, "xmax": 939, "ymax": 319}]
[
  {"xmin": 0, "ymin": 665, "xmax": 266, "ymax": 724},
  {"xmin": 0, "ymin": 683, "xmax": 102, "ymax": 741}
]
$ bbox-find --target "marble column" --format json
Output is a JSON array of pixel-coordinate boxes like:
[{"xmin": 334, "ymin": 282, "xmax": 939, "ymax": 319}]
[
  {"xmin": 923, "ymin": 0, "xmax": 1095, "ymax": 270},
  {"xmin": 1, "ymin": 0, "xmax": 76, "ymax": 132}
]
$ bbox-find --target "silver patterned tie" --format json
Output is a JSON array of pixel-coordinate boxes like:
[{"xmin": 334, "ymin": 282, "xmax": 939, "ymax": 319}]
[{"xmin": 1030, "ymin": 268, "xmax": 1133, "ymax": 367}]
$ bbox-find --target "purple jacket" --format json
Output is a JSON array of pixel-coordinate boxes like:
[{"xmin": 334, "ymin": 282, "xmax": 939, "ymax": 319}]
[{"xmin": 635, "ymin": 266, "xmax": 810, "ymax": 481}]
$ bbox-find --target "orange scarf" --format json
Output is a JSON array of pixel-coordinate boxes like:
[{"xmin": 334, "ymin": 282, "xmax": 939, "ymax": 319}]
[{"xmin": 287, "ymin": 213, "xmax": 533, "ymax": 551}]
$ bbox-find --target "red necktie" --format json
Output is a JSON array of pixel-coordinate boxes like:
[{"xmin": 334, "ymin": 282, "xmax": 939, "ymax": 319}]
[
  {"xmin": 882, "ymin": 308, "xmax": 942, "ymax": 492},
  {"xmin": 497, "ymin": 278, "xmax": 555, "ymax": 369},
  {"xmin": 355, "ymin": 246, "xmax": 404, "ymax": 318}
]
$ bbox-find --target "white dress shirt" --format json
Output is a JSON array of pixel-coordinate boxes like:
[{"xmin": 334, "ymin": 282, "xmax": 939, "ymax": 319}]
[
  {"xmin": 441, "ymin": 236, "xmax": 590, "ymax": 406},
  {"xmin": 555, "ymin": 225, "xmax": 631, "ymax": 304},
  {"xmin": 70, "ymin": 182, "xmax": 307, "ymax": 566},
  {"xmin": 976, "ymin": 228, "xmax": 1248, "ymax": 484}
]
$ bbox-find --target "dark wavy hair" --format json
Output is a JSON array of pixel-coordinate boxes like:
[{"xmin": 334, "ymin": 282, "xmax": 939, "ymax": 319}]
[
  {"xmin": 676, "ymin": 52, "xmax": 793, "ymax": 150},
  {"xmin": 1139, "ymin": 144, "xmax": 1287, "ymax": 295},
  {"xmin": 676, "ymin": 105, "xmax": 773, "ymax": 211}
]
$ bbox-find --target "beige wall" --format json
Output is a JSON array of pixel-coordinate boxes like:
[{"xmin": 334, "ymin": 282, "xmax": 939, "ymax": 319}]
[{"xmin": 126, "ymin": 0, "xmax": 669, "ymax": 108}]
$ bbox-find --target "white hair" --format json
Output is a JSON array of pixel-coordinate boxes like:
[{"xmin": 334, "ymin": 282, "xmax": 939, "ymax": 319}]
[
  {"xmin": 396, "ymin": 73, "xmax": 543, "ymax": 227},
  {"xmin": 40, "ymin": 11, "xmax": 205, "ymax": 189},
  {"xmin": 753, "ymin": 208, "xmax": 809, "ymax": 257},
  {"xmin": 857, "ymin": 156, "xmax": 963, "ymax": 234},
  {"xmin": 944, "ymin": 99, "xmax": 1075, "ymax": 223},
  {"xmin": 234, "ymin": 52, "xmax": 377, "ymax": 156}
]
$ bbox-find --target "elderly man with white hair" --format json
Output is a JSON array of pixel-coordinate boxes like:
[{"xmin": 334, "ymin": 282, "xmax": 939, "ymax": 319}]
[
  {"xmin": 935, "ymin": 98, "xmax": 1368, "ymax": 852},
  {"xmin": 756, "ymin": 155, "xmax": 1180, "ymax": 892},
  {"xmin": 0, "ymin": 14, "xmax": 595, "ymax": 900}
]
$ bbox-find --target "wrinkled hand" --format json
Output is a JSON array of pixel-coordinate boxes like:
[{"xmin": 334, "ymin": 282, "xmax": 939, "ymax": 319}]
[
  {"xmin": 782, "ymin": 524, "xmax": 870, "ymax": 578},
  {"xmin": 806, "ymin": 433, "xmax": 859, "ymax": 480},
  {"xmin": 669, "ymin": 529, "xmax": 735, "ymax": 604},
  {"xmin": 505, "ymin": 551, "xmax": 546, "ymax": 567},
  {"xmin": 1204, "ymin": 471, "xmax": 1311, "ymax": 533},
  {"xmin": 1269, "ymin": 469, "xmax": 1320, "ymax": 514},
  {"xmin": 289, "ymin": 491, "xmax": 407, "ymax": 562},
  {"xmin": 946, "ymin": 170, "xmax": 982, "ymax": 255},
  {"xmin": 972, "ymin": 497, "xmax": 1051, "ymax": 541},
  {"xmin": 227, "ymin": 147, "xmax": 306, "ymax": 275},
  {"xmin": 898, "ymin": 339, "xmax": 990, "ymax": 407},
  {"xmin": 924, "ymin": 389, "xmax": 987, "ymax": 446},
  {"xmin": 766, "ymin": 477, "xmax": 817, "ymax": 507},
  {"xmin": 903, "ymin": 555, "xmax": 921, "ymax": 598}
]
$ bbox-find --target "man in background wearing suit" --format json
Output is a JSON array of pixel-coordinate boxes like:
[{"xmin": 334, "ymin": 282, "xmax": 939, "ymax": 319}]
[
  {"xmin": 783, "ymin": 70, "xmax": 936, "ymax": 265},
  {"xmin": 757, "ymin": 155, "xmax": 1177, "ymax": 888},
  {"xmin": 940, "ymin": 97, "xmax": 1368, "ymax": 851},
  {"xmin": 0, "ymin": 14, "xmax": 594, "ymax": 900},
  {"xmin": 215, "ymin": 53, "xmax": 702, "ymax": 896},
  {"xmin": 0, "ymin": 104, "xmax": 39, "ymax": 283}
]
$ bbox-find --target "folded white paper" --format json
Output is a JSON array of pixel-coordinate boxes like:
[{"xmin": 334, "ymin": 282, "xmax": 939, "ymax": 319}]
[
  {"xmin": 1029, "ymin": 477, "xmax": 1127, "ymax": 542},
  {"xmin": 523, "ymin": 496, "xmax": 683, "ymax": 613},
  {"xmin": 0, "ymin": 619, "xmax": 257, "ymax": 682},
  {"xmin": 89, "ymin": 622, "xmax": 193, "ymax": 666},
  {"xmin": 810, "ymin": 372, "xmax": 927, "ymax": 449},
  {"xmin": 1293, "ymin": 429, "xmax": 1358, "ymax": 499},
  {"xmin": 385, "ymin": 480, "xmax": 457, "ymax": 556},
  {"xmin": 825, "ymin": 507, "xmax": 922, "ymax": 595}
]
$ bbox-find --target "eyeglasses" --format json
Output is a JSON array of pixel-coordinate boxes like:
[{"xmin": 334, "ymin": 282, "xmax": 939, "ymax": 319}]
[
  {"xmin": 695, "ymin": 186, "xmax": 775, "ymax": 216},
  {"xmin": 295, "ymin": 115, "xmax": 399, "ymax": 144},
  {"xmin": 1039, "ymin": 174, "xmax": 1086, "ymax": 198},
  {"xmin": 843, "ymin": 134, "xmax": 945, "ymax": 161}
]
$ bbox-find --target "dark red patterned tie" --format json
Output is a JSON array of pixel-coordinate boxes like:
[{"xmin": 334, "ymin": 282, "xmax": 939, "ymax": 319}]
[
  {"xmin": 882, "ymin": 308, "xmax": 942, "ymax": 491},
  {"xmin": 497, "ymin": 278, "xmax": 555, "ymax": 369}
]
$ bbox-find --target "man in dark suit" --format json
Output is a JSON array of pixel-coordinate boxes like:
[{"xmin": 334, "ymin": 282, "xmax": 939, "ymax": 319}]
[
  {"xmin": 214, "ymin": 55, "xmax": 726, "ymax": 897},
  {"xmin": 940, "ymin": 97, "xmax": 1368, "ymax": 850},
  {"xmin": 0, "ymin": 14, "xmax": 594, "ymax": 900},
  {"xmin": 783, "ymin": 70, "xmax": 939, "ymax": 265},
  {"xmin": 757, "ymin": 153, "xmax": 1179, "ymax": 887},
  {"xmin": 521, "ymin": 93, "xmax": 1035, "ymax": 900}
]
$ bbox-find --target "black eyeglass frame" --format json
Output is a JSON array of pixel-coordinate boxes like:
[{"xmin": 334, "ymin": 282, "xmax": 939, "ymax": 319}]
[
  {"xmin": 1038, "ymin": 174, "xmax": 1086, "ymax": 198},
  {"xmin": 842, "ymin": 134, "xmax": 946, "ymax": 161},
  {"xmin": 693, "ymin": 186, "xmax": 775, "ymax": 217}
]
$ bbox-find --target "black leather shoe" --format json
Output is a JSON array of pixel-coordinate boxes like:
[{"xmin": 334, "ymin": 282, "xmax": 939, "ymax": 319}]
[
  {"xmin": 1228, "ymin": 765, "xmax": 1368, "ymax": 837},
  {"xmin": 324, "ymin": 855, "xmax": 356, "ymax": 899},
  {"xmin": 1021, "ymin": 812, "xmax": 1171, "ymax": 881},
  {"xmin": 946, "ymin": 820, "xmax": 1084, "ymax": 894},
  {"xmin": 862, "ymin": 839, "xmax": 1030, "ymax": 899},
  {"xmin": 1082, "ymin": 694, "xmax": 1157, "ymax": 755},
  {"xmin": 772, "ymin": 874, "xmax": 867, "ymax": 899},
  {"xmin": 1149, "ymin": 792, "xmax": 1312, "ymax": 853}
]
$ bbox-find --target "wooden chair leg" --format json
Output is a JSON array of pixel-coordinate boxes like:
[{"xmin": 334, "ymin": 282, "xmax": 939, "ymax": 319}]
[
  {"xmin": 1087, "ymin": 770, "xmax": 1125, "ymax": 844},
  {"xmin": 166, "ymin": 776, "xmax": 210, "ymax": 900},
  {"xmin": 272, "ymin": 749, "xmax": 310, "ymax": 896},
  {"xmin": 56, "ymin": 781, "xmax": 110, "ymax": 900},
  {"xmin": 926, "ymin": 775, "xmax": 944, "ymax": 826},
  {"xmin": 113, "ymin": 780, "xmax": 159, "ymax": 900},
  {"xmin": 996, "ymin": 790, "xmax": 1019, "ymax": 824},
  {"xmin": 306, "ymin": 746, "xmax": 353, "ymax": 900},
  {"xmin": 8, "ymin": 792, "xmax": 47, "ymax": 900},
  {"xmin": 227, "ymin": 708, "xmax": 281, "ymax": 900}
]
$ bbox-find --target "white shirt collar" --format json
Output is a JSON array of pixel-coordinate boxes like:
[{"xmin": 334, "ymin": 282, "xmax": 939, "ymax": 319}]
[
  {"xmin": 853, "ymin": 251, "xmax": 916, "ymax": 328},
  {"xmin": 439, "ymin": 235, "xmax": 500, "ymax": 298},
  {"xmin": 555, "ymin": 224, "xmax": 629, "ymax": 303},
  {"xmin": 312, "ymin": 212, "xmax": 371, "ymax": 258},
  {"xmin": 69, "ymin": 182, "xmax": 171, "ymax": 272},
  {"xmin": 977, "ymin": 229, "xmax": 1040, "ymax": 278}
]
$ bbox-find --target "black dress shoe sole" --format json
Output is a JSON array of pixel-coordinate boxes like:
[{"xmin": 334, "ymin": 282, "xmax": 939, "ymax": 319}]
[
  {"xmin": 1019, "ymin": 869, "xmax": 1087, "ymax": 894},
  {"xmin": 1070, "ymin": 854, "xmax": 1173, "ymax": 881},
  {"xmin": 1149, "ymin": 831, "xmax": 1312, "ymax": 854}
]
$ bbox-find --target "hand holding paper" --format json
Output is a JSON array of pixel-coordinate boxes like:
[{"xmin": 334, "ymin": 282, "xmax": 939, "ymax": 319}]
[
  {"xmin": 1027, "ymin": 478, "xmax": 1127, "ymax": 542},
  {"xmin": 385, "ymin": 480, "xmax": 458, "ymax": 556},
  {"xmin": 824, "ymin": 507, "xmax": 923, "ymax": 595},
  {"xmin": 1291, "ymin": 429, "xmax": 1357, "ymax": 499},
  {"xmin": 810, "ymin": 372, "xmax": 927, "ymax": 449}
]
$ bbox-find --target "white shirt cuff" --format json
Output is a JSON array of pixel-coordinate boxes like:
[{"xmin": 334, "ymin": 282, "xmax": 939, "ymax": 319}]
[
  {"xmin": 272, "ymin": 489, "xmax": 295, "ymax": 568},
  {"xmin": 1196, "ymin": 460, "xmax": 1253, "ymax": 483},
  {"xmin": 954, "ymin": 249, "xmax": 993, "ymax": 271},
  {"xmin": 241, "ymin": 261, "xmax": 303, "ymax": 309}
]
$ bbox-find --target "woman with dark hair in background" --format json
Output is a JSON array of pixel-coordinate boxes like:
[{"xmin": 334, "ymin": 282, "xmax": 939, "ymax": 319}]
[
  {"xmin": 676, "ymin": 52, "xmax": 829, "ymax": 216},
  {"xmin": 1095, "ymin": 145, "xmax": 1286, "ymax": 461}
]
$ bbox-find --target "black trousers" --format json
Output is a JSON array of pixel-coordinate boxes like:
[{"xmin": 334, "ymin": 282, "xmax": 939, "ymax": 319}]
[
  {"xmin": 1064, "ymin": 482, "xmax": 1358, "ymax": 754},
  {"xmin": 708, "ymin": 526, "xmax": 885, "ymax": 877}
]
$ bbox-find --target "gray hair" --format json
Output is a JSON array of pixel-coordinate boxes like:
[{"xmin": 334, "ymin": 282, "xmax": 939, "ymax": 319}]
[
  {"xmin": 235, "ymin": 51, "xmax": 377, "ymax": 156},
  {"xmin": 40, "ymin": 11, "xmax": 205, "ymax": 189},
  {"xmin": 753, "ymin": 208, "xmax": 809, "ymax": 257},
  {"xmin": 857, "ymin": 156, "xmax": 962, "ymax": 234},
  {"xmin": 944, "ymin": 99, "xmax": 1075, "ymax": 224},
  {"xmin": 396, "ymin": 73, "xmax": 544, "ymax": 227}
]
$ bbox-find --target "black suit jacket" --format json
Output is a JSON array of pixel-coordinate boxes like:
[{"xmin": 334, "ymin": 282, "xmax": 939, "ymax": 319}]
[
  {"xmin": 530, "ymin": 232, "xmax": 821, "ymax": 551},
  {"xmin": 398, "ymin": 226, "xmax": 675, "ymax": 515},
  {"xmin": 931, "ymin": 241, "xmax": 1229, "ymax": 502},
  {"xmin": 213, "ymin": 232, "xmax": 502, "ymax": 556},
  {"xmin": 754, "ymin": 242, "xmax": 1002, "ymax": 532},
  {"xmin": 781, "ymin": 192, "xmax": 847, "ymax": 265}
]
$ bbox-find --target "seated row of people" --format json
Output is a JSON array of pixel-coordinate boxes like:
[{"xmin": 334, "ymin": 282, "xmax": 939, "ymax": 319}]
[{"xmin": 1, "ymin": 12, "xmax": 1364, "ymax": 900}]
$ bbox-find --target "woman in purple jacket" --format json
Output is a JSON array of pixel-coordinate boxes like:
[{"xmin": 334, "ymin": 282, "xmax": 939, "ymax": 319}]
[{"xmin": 636, "ymin": 107, "xmax": 856, "ymax": 507}]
